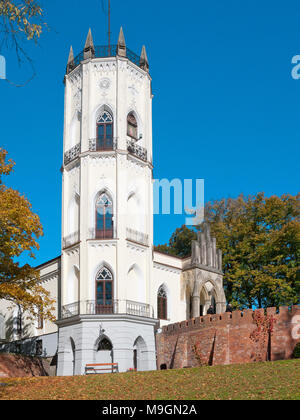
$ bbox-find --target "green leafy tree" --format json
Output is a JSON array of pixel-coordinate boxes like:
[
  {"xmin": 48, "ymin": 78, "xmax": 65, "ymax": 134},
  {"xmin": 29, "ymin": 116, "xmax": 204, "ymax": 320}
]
[
  {"xmin": 156, "ymin": 193, "xmax": 300, "ymax": 309},
  {"xmin": 155, "ymin": 225, "xmax": 197, "ymax": 258}
]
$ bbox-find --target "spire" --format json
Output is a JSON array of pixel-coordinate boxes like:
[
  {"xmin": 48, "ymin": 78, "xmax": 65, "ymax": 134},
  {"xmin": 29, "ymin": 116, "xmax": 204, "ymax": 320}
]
[
  {"xmin": 191, "ymin": 223, "xmax": 222, "ymax": 272},
  {"xmin": 117, "ymin": 27, "xmax": 126, "ymax": 57},
  {"xmin": 66, "ymin": 46, "xmax": 75, "ymax": 73},
  {"xmin": 84, "ymin": 28, "xmax": 95, "ymax": 60},
  {"xmin": 140, "ymin": 45, "xmax": 149, "ymax": 72}
]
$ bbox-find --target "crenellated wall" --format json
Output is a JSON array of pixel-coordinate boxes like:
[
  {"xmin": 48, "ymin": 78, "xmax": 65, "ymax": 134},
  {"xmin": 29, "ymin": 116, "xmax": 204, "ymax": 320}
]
[{"xmin": 156, "ymin": 306, "xmax": 300, "ymax": 369}]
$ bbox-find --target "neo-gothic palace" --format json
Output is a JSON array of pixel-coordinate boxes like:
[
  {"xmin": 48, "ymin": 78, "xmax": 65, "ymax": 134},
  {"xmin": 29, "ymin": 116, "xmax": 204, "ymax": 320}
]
[{"xmin": 0, "ymin": 28, "xmax": 226, "ymax": 375}]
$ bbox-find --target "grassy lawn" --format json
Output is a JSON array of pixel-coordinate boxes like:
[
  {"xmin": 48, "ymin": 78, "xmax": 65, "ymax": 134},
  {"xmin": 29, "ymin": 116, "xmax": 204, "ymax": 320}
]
[{"xmin": 0, "ymin": 359, "xmax": 299, "ymax": 400}]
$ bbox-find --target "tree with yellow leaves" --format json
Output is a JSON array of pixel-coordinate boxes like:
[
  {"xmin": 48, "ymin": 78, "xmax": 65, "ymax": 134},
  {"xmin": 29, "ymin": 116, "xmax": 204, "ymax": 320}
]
[
  {"xmin": 0, "ymin": 148, "xmax": 55, "ymax": 322},
  {"xmin": 0, "ymin": 0, "xmax": 47, "ymax": 79}
]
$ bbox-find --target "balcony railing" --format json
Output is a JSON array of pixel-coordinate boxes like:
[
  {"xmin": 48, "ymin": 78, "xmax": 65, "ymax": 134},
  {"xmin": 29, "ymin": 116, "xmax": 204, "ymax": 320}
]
[
  {"xmin": 61, "ymin": 299, "xmax": 154, "ymax": 320},
  {"xmin": 72, "ymin": 45, "xmax": 141, "ymax": 70},
  {"xmin": 89, "ymin": 138, "xmax": 117, "ymax": 152},
  {"xmin": 126, "ymin": 228, "xmax": 149, "ymax": 246},
  {"xmin": 64, "ymin": 143, "xmax": 80, "ymax": 165},
  {"xmin": 63, "ymin": 231, "xmax": 80, "ymax": 249},
  {"xmin": 88, "ymin": 228, "xmax": 115, "ymax": 240},
  {"xmin": 127, "ymin": 140, "xmax": 147, "ymax": 162}
]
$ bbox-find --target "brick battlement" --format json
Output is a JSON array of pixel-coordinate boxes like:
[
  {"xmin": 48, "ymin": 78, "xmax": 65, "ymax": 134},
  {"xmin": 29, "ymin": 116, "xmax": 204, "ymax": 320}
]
[
  {"xmin": 161, "ymin": 306, "xmax": 300, "ymax": 335},
  {"xmin": 157, "ymin": 305, "xmax": 300, "ymax": 369}
]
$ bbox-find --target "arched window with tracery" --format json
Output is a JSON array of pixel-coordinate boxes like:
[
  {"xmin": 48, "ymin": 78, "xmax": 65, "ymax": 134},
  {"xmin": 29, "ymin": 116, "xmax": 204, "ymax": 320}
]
[
  {"xmin": 127, "ymin": 112, "xmax": 138, "ymax": 139},
  {"xmin": 97, "ymin": 111, "xmax": 113, "ymax": 150},
  {"xmin": 95, "ymin": 193, "xmax": 113, "ymax": 239},
  {"xmin": 95, "ymin": 267, "xmax": 114, "ymax": 314},
  {"xmin": 157, "ymin": 286, "xmax": 168, "ymax": 320}
]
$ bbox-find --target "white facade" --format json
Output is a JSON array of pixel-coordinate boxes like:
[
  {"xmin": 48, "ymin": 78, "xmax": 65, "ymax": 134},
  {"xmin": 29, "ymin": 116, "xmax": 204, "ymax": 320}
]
[{"xmin": 0, "ymin": 29, "xmax": 227, "ymax": 375}]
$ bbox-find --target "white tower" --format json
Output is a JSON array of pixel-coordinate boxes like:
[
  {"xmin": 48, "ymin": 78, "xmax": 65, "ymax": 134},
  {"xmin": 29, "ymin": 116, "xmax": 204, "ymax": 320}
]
[{"xmin": 57, "ymin": 28, "xmax": 157, "ymax": 375}]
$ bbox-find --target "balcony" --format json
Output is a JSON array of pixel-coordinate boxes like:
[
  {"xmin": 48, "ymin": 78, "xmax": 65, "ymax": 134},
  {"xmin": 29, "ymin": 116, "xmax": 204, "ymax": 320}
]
[
  {"xmin": 127, "ymin": 140, "xmax": 147, "ymax": 162},
  {"xmin": 89, "ymin": 137, "xmax": 117, "ymax": 152},
  {"xmin": 126, "ymin": 228, "xmax": 149, "ymax": 247},
  {"xmin": 71, "ymin": 45, "xmax": 141, "ymax": 71},
  {"xmin": 64, "ymin": 143, "xmax": 80, "ymax": 165},
  {"xmin": 88, "ymin": 228, "xmax": 115, "ymax": 240},
  {"xmin": 61, "ymin": 300, "xmax": 154, "ymax": 320},
  {"xmin": 63, "ymin": 231, "xmax": 80, "ymax": 249}
]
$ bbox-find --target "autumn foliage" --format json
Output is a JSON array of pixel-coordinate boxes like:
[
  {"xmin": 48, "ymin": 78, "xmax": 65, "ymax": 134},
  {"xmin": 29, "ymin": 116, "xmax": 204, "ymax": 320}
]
[
  {"xmin": 0, "ymin": 149, "xmax": 55, "ymax": 321},
  {"xmin": 0, "ymin": 0, "xmax": 44, "ymax": 42}
]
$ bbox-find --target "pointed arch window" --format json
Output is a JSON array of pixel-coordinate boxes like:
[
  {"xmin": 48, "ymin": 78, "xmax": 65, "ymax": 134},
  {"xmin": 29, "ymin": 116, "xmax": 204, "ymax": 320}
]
[
  {"xmin": 157, "ymin": 286, "xmax": 168, "ymax": 320},
  {"xmin": 97, "ymin": 111, "xmax": 113, "ymax": 150},
  {"xmin": 95, "ymin": 267, "xmax": 114, "ymax": 314},
  {"xmin": 95, "ymin": 193, "xmax": 113, "ymax": 239},
  {"xmin": 127, "ymin": 112, "xmax": 138, "ymax": 140}
]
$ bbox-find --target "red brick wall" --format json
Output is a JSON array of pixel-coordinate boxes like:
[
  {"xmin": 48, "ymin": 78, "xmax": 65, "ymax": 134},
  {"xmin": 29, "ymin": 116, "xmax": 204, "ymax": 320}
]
[
  {"xmin": 156, "ymin": 306, "xmax": 300, "ymax": 369},
  {"xmin": 0, "ymin": 354, "xmax": 50, "ymax": 378}
]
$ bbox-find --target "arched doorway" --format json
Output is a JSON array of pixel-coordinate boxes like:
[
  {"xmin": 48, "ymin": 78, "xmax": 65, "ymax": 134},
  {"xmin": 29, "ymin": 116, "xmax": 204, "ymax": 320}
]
[
  {"xmin": 95, "ymin": 336, "xmax": 113, "ymax": 369},
  {"xmin": 200, "ymin": 289, "xmax": 207, "ymax": 316},
  {"xmin": 70, "ymin": 338, "xmax": 76, "ymax": 376},
  {"xmin": 133, "ymin": 336, "xmax": 148, "ymax": 371}
]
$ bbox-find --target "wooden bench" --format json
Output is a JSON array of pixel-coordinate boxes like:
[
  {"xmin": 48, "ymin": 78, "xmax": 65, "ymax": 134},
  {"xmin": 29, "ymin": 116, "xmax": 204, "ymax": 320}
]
[{"xmin": 85, "ymin": 363, "xmax": 119, "ymax": 374}]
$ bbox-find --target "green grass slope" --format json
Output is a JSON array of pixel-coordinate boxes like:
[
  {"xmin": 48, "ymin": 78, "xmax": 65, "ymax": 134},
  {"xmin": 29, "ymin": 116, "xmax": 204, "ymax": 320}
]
[{"xmin": 0, "ymin": 359, "xmax": 299, "ymax": 400}]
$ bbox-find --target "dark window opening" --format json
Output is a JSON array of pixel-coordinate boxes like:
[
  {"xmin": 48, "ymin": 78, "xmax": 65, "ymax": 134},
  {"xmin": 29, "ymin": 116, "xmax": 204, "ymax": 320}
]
[
  {"xmin": 96, "ymin": 267, "xmax": 114, "ymax": 314},
  {"xmin": 157, "ymin": 286, "xmax": 168, "ymax": 320},
  {"xmin": 36, "ymin": 340, "xmax": 43, "ymax": 356},
  {"xmin": 127, "ymin": 113, "xmax": 138, "ymax": 140},
  {"xmin": 95, "ymin": 193, "xmax": 113, "ymax": 239},
  {"xmin": 98, "ymin": 338, "xmax": 113, "ymax": 351}
]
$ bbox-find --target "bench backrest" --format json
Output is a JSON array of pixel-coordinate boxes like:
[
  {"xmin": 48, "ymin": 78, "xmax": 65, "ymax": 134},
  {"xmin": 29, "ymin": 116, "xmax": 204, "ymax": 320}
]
[{"xmin": 86, "ymin": 363, "xmax": 118, "ymax": 367}]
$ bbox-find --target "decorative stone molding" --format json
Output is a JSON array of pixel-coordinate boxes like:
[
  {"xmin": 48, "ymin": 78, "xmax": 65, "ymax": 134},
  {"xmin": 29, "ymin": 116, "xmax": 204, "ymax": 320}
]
[
  {"xmin": 126, "ymin": 242, "xmax": 147, "ymax": 254},
  {"xmin": 189, "ymin": 223, "xmax": 223, "ymax": 273},
  {"xmin": 99, "ymin": 77, "xmax": 111, "ymax": 91},
  {"xmin": 68, "ymin": 68, "xmax": 82, "ymax": 86},
  {"xmin": 88, "ymin": 240, "xmax": 117, "ymax": 249},
  {"xmin": 153, "ymin": 262, "xmax": 181, "ymax": 275},
  {"xmin": 73, "ymin": 88, "xmax": 82, "ymax": 112},
  {"xmin": 93, "ymin": 62, "xmax": 117, "ymax": 75},
  {"xmin": 64, "ymin": 245, "xmax": 80, "ymax": 256},
  {"xmin": 126, "ymin": 63, "xmax": 145, "ymax": 82},
  {"xmin": 38, "ymin": 271, "xmax": 59, "ymax": 285}
]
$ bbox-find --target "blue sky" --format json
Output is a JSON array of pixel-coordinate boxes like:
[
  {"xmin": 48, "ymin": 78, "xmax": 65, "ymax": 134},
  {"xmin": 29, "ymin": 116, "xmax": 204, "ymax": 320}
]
[{"xmin": 0, "ymin": 0, "xmax": 299, "ymax": 266}]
